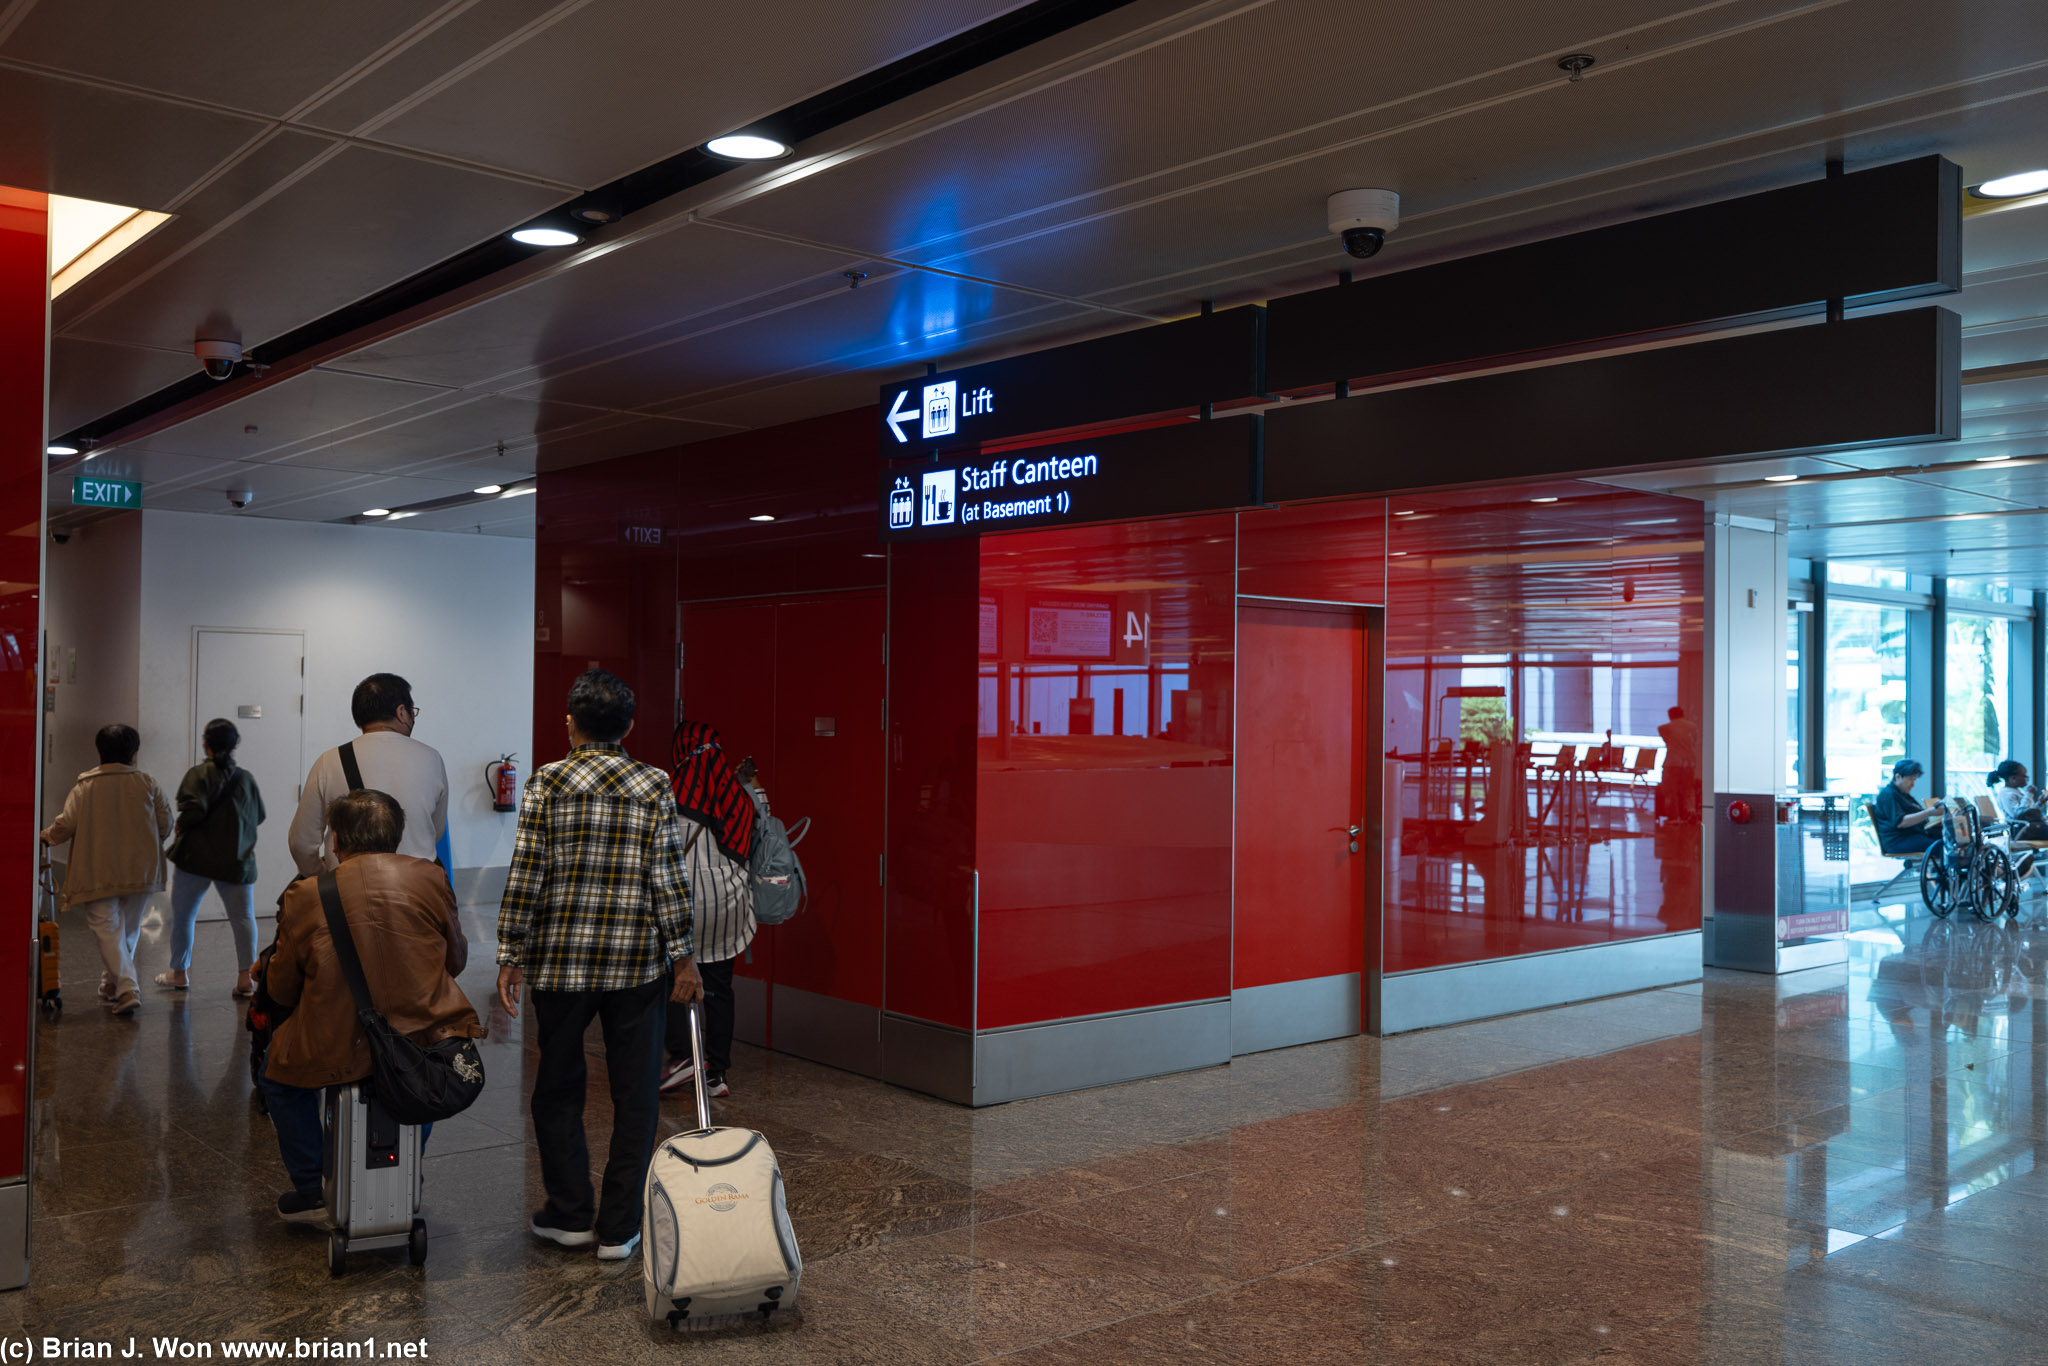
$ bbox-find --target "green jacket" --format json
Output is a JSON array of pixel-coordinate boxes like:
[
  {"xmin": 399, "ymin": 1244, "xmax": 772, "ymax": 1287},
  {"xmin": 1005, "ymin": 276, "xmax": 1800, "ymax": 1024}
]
[{"xmin": 170, "ymin": 760, "xmax": 266, "ymax": 884}]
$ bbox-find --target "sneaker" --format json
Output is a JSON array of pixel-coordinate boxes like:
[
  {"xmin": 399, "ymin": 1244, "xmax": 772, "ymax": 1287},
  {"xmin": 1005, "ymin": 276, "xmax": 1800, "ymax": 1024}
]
[
  {"xmin": 110, "ymin": 992, "xmax": 139, "ymax": 1017},
  {"xmin": 658, "ymin": 1057, "xmax": 697, "ymax": 1094},
  {"xmin": 97, "ymin": 974, "xmax": 116, "ymax": 1002},
  {"xmin": 276, "ymin": 1191, "xmax": 328, "ymax": 1225},
  {"xmin": 530, "ymin": 1216, "xmax": 596, "ymax": 1249},
  {"xmin": 2019, "ymin": 851, "xmax": 2038, "ymax": 879},
  {"xmin": 596, "ymin": 1231, "xmax": 641, "ymax": 1262},
  {"xmin": 705, "ymin": 1074, "xmax": 730, "ymax": 1099}
]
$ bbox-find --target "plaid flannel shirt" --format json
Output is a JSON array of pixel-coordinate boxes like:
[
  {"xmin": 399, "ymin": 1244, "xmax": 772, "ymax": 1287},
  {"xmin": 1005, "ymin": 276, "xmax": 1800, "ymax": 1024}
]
[{"xmin": 496, "ymin": 742, "xmax": 693, "ymax": 991}]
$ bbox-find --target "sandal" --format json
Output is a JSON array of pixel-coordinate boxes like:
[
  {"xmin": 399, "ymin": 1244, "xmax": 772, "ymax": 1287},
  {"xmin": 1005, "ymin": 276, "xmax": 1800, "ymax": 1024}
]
[{"xmin": 153, "ymin": 972, "xmax": 188, "ymax": 991}]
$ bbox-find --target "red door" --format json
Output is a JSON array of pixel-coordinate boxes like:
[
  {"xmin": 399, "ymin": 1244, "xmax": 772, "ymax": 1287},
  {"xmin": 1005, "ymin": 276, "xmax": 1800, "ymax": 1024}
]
[{"xmin": 1234, "ymin": 603, "xmax": 1367, "ymax": 1005}]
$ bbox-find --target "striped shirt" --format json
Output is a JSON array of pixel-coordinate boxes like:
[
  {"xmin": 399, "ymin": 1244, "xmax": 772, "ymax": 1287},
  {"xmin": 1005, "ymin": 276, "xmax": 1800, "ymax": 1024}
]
[
  {"xmin": 496, "ymin": 743, "xmax": 693, "ymax": 991},
  {"xmin": 683, "ymin": 811, "xmax": 755, "ymax": 965}
]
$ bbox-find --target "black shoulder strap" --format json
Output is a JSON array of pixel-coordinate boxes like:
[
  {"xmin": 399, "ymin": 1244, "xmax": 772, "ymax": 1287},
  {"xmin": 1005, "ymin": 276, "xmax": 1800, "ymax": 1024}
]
[
  {"xmin": 315, "ymin": 871, "xmax": 376, "ymax": 1018},
  {"xmin": 337, "ymin": 741, "xmax": 364, "ymax": 792}
]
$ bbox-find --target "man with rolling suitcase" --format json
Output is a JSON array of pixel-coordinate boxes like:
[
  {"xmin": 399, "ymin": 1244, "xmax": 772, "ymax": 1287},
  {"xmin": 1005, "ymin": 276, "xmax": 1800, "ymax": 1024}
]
[{"xmin": 497, "ymin": 669, "xmax": 701, "ymax": 1262}]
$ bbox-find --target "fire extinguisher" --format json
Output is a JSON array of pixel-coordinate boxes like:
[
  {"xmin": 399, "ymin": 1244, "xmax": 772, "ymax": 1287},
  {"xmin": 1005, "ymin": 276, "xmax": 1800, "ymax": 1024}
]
[{"xmin": 487, "ymin": 754, "xmax": 519, "ymax": 812}]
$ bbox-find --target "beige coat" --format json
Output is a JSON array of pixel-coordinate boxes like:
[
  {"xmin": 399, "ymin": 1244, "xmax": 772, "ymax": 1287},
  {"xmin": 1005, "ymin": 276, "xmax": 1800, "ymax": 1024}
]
[{"xmin": 42, "ymin": 764, "xmax": 171, "ymax": 908}]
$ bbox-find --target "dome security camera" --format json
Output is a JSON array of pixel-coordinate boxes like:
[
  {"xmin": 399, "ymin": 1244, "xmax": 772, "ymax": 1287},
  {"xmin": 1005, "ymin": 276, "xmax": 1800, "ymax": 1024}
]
[
  {"xmin": 226, "ymin": 487, "xmax": 254, "ymax": 510},
  {"xmin": 195, "ymin": 338, "xmax": 243, "ymax": 381},
  {"xmin": 1327, "ymin": 188, "xmax": 1401, "ymax": 259}
]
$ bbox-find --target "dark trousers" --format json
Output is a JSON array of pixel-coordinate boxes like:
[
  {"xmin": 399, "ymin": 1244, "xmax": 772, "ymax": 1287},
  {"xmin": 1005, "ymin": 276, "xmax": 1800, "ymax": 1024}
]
[
  {"xmin": 665, "ymin": 958, "xmax": 735, "ymax": 1076},
  {"xmin": 530, "ymin": 973, "xmax": 668, "ymax": 1243},
  {"xmin": 1885, "ymin": 828, "xmax": 1941, "ymax": 856}
]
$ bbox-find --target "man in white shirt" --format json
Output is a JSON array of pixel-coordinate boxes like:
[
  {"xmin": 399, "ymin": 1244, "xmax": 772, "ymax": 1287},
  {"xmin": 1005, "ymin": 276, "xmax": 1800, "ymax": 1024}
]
[{"xmin": 288, "ymin": 673, "xmax": 450, "ymax": 875}]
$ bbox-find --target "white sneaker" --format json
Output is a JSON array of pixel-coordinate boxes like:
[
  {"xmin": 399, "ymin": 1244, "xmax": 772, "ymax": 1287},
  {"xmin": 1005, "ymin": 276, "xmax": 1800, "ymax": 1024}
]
[
  {"xmin": 597, "ymin": 1232, "xmax": 641, "ymax": 1262},
  {"xmin": 658, "ymin": 1057, "xmax": 696, "ymax": 1094}
]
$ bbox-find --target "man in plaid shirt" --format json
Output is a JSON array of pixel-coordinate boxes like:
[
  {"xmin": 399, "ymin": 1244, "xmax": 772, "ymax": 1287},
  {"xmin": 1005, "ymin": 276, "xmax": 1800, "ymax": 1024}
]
[{"xmin": 497, "ymin": 668, "xmax": 702, "ymax": 1262}]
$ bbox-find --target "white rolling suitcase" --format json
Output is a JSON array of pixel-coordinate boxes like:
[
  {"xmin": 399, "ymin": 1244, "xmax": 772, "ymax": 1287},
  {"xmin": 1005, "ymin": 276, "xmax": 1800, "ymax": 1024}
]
[
  {"xmin": 323, "ymin": 1083, "xmax": 427, "ymax": 1276},
  {"xmin": 644, "ymin": 1003, "xmax": 801, "ymax": 1327}
]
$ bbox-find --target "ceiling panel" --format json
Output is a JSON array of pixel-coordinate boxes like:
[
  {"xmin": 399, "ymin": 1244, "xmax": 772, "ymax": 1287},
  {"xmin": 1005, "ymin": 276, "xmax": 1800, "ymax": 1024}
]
[
  {"xmin": 381, "ymin": 499, "xmax": 536, "ymax": 538},
  {"xmin": 358, "ymin": 0, "xmax": 1036, "ymax": 187},
  {"xmin": 1702, "ymin": 476, "xmax": 2021, "ymax": 524},
  {"xmin": 337, "ymin": 223, "xmax": 862, "ymax": 390},
  {"xmin": 61, "ymin": 145, "xmax": 563, "ymax": 354},
  {"xmin": 507, "ymin": 269, "xmax": 1090, "ymax": 412},
  {"xmin": 0, "ymin": 1, "xmax": 434, "ymax": 119},
  {"xmin": 116, "ymin": 367, "xmax": 453, "ymax": 461},
  {"xmin": 0, "ymin": 61, "xmax": 265, "ymax": 207},
  {"xmin": 47, "ymin": 338, "xmax": 199, "ymax": 438}
]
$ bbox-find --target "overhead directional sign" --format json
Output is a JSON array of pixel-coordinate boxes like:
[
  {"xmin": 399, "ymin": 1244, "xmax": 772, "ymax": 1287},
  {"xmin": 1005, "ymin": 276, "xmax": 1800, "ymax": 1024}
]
[
  {"xmin": 880, "ymin": 416, "xmax": 1260, "ymax": 542},
  {"xmin": 878, "ymin": 306, "xmax": 1263, "ymax": 460},
  {"xmin": 71, "ymin": 476, "xmax": 142, "ymax": 510}
]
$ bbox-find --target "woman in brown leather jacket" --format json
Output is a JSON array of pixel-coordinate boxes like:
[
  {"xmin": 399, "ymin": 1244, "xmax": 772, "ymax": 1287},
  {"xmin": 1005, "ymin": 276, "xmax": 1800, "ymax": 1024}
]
[{"xmin": 259, "ymin": 787, "xmax": 483, "ymax": 1223}]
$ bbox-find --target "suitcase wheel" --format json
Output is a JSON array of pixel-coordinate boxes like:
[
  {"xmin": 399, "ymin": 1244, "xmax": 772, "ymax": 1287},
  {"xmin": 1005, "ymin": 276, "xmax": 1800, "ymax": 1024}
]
[
  {"xmin": 327, "ymin": 1231, "xmax": 346, "ymax": 1278},
  {"xmin": 408, "ymin": 1218, "xmax": 428, "ymax": 1266}
]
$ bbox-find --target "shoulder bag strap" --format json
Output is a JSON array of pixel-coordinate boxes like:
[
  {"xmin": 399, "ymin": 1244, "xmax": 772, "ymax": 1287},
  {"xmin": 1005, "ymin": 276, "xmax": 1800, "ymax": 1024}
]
[
  {"xmin": 315, "ymin": 870, "xmax": 376, "ymax": 1018},
  {"xmin": 337, "ymin": 741, "xmax": 364, "ymax": 792}
]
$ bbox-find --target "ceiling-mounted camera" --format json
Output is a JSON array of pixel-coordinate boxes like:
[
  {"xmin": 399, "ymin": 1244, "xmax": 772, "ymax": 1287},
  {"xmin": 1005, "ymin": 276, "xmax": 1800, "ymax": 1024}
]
[
  {"xmin": 1327, "ymin": 188, "xmax": 1401, "ymax": 259},
  {"xmin": 226, "ymin": 487, "xmax": 254, "ymax": 509},
  {"xmin": 195, "ymin": 337, "xmax": 243, "ymax": 381}
]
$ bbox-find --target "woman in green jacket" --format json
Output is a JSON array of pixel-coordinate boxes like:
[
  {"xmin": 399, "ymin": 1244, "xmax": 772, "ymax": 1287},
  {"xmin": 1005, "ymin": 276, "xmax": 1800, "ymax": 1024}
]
[{"xmin": 158, "ymin": 717, "xmax": 266, "ymax": 996}]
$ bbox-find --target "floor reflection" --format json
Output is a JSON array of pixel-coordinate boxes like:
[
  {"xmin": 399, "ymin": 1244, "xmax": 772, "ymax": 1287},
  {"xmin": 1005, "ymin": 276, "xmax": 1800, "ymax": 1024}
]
[{"xmin": 18, "ymin": 906, "xmax": 2048, "ymax": 1363}]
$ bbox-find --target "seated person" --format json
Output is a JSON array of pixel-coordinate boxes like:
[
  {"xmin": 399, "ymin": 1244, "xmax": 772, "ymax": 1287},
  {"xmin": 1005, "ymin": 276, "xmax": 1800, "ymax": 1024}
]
[
  {"xmin": 1989, "ymin": 760, "xmax": 2048, "ymax": 839},
  {"xmin": 1872, "ymin": 758, "xmax": 1940, "ymax": 856},
  {"xmin": 260, "ymin": 788, "xmax": 482, "ymax": 1223}
]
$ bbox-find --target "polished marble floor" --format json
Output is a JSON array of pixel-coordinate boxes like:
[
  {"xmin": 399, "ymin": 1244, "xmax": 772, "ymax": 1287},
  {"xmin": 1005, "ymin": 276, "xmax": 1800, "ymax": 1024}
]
[{"xmin": 13, "ymin": 899, "xmax": 2048, "ymax": 1363}]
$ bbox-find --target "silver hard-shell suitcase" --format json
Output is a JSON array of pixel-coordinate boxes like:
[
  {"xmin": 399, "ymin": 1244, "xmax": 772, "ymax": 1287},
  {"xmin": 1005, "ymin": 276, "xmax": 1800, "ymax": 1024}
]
[
  {"xmin": 644, "ymin": 1002, "xmax": 801, "ymax": 1326},
  {"xmin": 323, "ymin": 1082, "xmax": 427, "ymax": 1275}
]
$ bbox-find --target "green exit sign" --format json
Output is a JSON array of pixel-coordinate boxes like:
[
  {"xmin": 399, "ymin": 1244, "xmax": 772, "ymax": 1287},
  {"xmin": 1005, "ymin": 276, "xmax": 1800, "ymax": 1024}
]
[{"xmin": 71, "ymin": 476, "xmax": 141, "ymax": 509}]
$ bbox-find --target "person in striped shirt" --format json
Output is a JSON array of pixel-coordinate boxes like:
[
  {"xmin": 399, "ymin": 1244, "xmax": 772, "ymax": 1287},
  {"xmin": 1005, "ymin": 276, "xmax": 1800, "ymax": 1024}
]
[{"xmin": 496, "ymin": 668, "xmax": 702, "ymax": 1263}]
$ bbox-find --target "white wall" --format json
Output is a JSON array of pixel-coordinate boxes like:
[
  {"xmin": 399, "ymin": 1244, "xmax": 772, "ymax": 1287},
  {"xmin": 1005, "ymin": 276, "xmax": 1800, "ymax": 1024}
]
[
  {"xmin": 41, "ymin": 515, "xmax": 141, "ymax": 827},
  {"xmin": 136, "ymin": 511, "xmax": 534, "ymax": 875}
]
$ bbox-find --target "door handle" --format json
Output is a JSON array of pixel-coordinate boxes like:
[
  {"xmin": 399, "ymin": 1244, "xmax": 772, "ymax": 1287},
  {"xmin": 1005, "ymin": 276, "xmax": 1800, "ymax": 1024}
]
[{"xmin": 1347, "ymin": 824, "xmax": 1361, "ymax": 854}]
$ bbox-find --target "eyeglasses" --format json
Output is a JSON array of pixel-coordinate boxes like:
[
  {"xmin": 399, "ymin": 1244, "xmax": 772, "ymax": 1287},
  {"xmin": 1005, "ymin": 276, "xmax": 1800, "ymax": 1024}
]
[{"xmin": 403, "ymin": 703, "xmax": 422, "ymax": 718}]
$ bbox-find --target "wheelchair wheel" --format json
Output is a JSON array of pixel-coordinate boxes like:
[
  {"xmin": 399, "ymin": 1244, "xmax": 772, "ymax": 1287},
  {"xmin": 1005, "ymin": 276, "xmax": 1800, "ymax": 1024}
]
[
  {"xmin": 1970, "ymin": 846, "xmax": 2014, "ymax": 922},
  {"xmin": 1921, "ymin": 853, "xmax": 1957, "ymax": 918}
]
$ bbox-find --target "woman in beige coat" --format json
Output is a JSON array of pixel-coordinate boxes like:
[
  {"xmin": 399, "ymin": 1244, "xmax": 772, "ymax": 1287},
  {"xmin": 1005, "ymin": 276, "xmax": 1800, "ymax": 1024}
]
[{"xmin": 41, "ymin": 724, "xmax": 171, "ymax": 1015}]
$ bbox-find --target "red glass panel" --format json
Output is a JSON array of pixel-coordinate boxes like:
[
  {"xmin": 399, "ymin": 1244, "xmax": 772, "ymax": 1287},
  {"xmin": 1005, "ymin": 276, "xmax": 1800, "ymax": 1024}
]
[
  {"xmin": 1381, "ymin": 483, "xmax": 1704, "ymax": 971},
  {"xmin": 974, "ymin": 515, "xmax": 1235, "ymax": 1029},
  {"xmin": 0, "ymin": 187, "xmax": 46, "ymax": 1183}
]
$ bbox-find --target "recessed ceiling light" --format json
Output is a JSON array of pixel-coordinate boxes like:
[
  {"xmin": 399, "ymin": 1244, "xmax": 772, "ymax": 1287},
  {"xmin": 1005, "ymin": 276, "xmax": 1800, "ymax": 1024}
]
[
  {"xmin": 499, "ymin": 486, "xmax": 537, "ymax": 498},
  {"xmin": 473, "ymin": 484, "xmax": 503, "ymax": 495},
  {"xmin": 1974, "ymin": 169, "xmax": 2048, "ymax": 199},
  {"xmin": 46, "ymin": 443, "xmax": 77, "ymax": 456},
  {"xmin": 1764, "ymin": 474, "xmax": 1799, "ymax": 483},
  {"xmin": 386, "ymin": 511, "xmax": 417, "ymax": 521},
  {"xmin": 363, "ymin": 508, "xmax": 391, "ymax": 517},
  {"xmin": 1531, "ymin": 496, "xmax": 1559, "ymax": 503},
  {"xmin": 1977, "ymin": 455, "xmax": 2014, "ymax": 463},
  {"xmin": 749, "ymin": 514, "xmax": 776, "ymax": 522},
  {"xmin": 1394, "ymin": 509, "xmax": 1416, "ymax": 516},
  {"xmin": 706, "ymin": 134, "xmax": 790, "ymax": 160},
  {"xmin": 510, "ymin": 227, "xmax": 580, "ymax": 247}
]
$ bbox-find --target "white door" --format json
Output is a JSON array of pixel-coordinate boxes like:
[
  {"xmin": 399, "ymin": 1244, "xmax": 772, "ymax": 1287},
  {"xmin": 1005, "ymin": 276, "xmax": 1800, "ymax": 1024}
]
[{"xmin": 194, "ymin": 629, "xmax": 305, "ymax": 916}]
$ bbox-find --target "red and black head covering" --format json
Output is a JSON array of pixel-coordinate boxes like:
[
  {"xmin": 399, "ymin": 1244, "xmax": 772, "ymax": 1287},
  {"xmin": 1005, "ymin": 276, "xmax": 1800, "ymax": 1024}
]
[{"xmin": 670, "ymin": 720, "xmax": 757, "ymax": 864}]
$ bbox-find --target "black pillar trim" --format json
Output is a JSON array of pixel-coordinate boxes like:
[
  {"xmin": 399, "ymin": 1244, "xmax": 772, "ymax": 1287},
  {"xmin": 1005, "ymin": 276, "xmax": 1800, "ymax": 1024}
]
[{"xmin": 1931, "ymin": 579, "xmax": 1948, "ymax": 797}]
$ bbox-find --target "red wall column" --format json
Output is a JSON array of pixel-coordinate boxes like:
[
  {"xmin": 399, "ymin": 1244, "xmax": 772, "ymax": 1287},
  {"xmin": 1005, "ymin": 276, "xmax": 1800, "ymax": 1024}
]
[{"xmin": 0, "ymin": 185, "xmax": 49, "ymax": 1287}]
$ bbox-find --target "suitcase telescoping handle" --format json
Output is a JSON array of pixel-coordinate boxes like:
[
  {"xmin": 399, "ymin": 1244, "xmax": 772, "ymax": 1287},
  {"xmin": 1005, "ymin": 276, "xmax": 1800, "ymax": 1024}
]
[{"xmin": 686, "ymin": 1000, "xmax": 711, "ymax": 1132}]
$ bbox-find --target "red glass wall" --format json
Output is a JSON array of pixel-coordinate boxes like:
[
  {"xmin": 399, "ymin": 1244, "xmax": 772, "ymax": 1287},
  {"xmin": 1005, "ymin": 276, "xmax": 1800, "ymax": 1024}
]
[
  {"xmin": 973, "ymin": 515, "xmax": 1236, "ymax": 1028},
  {"xmin": 1378, "ymin": 483, "xmax": 1704, "ymax": 972},
  {"xmin": 0, "ymin": 188, "xmax": 47, "ymax": 1186}
]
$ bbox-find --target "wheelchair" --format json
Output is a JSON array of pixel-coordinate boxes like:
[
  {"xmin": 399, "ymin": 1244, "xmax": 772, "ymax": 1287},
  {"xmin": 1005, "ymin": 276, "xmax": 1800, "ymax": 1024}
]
[{"xmin": 1921, "ymin": 798, "xmax": 2023, "ymax": 922}]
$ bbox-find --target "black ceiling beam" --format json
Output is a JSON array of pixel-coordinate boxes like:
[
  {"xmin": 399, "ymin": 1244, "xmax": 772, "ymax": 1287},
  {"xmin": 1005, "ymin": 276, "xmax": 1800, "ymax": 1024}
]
[
  {"xmin": 1262, "ymin": 307, "xmax": 1961, "ymax": 502},
  {"xmin": 1265, "ymin": 155, "xmax": 1961, "ymax": 393},
  {"xmin": 60, "ymin": 0, "xmax": 1141, "ymax": 450}
]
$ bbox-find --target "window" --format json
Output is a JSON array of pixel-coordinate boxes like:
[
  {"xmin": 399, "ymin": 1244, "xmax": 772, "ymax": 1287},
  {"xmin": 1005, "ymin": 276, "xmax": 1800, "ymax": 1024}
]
[
  {"xmin": 1826, "ymin": 600, "xmax": 1909, "ymax": 790},
  {"xmin": 1946, "ymin": 612, "xmax": 2014, "ymax": 792},
  {"xmin": 1948, "ymin": 578, "xmax": 2024, "ymax": 606},
  {"xmin": 1828, "ymin": 563, "xmax": 1913, "ymax": 592},
  {"xmin": 1787, "ymin": 606, "xmax": 1803, "ymax": 790}
]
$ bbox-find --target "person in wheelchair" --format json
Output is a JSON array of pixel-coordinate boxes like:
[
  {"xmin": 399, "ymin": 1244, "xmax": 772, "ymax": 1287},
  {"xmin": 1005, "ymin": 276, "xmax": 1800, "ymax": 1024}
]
[{"xmin": 1873, "ymin": 759, "xmax": 1941, "ymax": 856}]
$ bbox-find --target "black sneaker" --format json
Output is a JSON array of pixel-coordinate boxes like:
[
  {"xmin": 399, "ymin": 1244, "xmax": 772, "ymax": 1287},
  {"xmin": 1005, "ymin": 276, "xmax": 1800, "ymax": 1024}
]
[
  {"xmin": 277, "ymin": 1191, "xmax": 328, "ymax": 1225},
  {"xmin": 705, "ymin": 1074, "xmax": 730, "ymax": 1099}
]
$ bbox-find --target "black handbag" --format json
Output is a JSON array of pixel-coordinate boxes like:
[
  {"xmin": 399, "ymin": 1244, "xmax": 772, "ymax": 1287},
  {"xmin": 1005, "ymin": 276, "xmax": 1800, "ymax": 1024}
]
[{"xmin": 315, "ymin": 871, "xmax": 484, "ymax": 1125}]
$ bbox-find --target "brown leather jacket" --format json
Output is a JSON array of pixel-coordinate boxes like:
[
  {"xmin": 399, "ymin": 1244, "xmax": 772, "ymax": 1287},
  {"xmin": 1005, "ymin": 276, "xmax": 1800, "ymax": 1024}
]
[{"xmin": 264, "ymin": 853, "xmax": 484, "ymax": 1089}]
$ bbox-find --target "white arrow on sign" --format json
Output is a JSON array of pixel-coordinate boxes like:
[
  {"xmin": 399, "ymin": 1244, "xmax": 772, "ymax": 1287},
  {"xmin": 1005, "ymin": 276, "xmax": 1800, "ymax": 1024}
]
[{"xmin": 884, "ymin": 389, "xmax": 915, "ymax": 444}]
